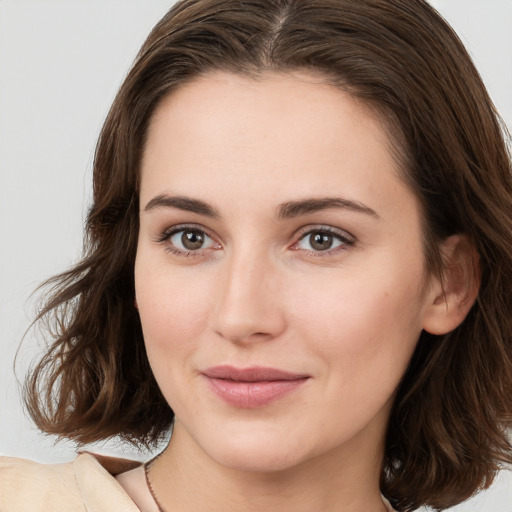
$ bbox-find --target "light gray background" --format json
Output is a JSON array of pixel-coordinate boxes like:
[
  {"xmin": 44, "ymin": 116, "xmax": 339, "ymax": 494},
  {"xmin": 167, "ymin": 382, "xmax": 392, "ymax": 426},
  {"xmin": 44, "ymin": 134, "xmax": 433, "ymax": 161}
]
[{"xmin": 1, "ymin": 1, "xmax": 511, "ymax": 510}]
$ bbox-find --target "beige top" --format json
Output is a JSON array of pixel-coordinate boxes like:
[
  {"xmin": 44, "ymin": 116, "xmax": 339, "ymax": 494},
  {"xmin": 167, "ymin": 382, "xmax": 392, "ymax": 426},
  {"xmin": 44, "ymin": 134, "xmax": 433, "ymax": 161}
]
[
  {"xmin": 0, "ymin": 453, "xmax": 146, "ymax": 511},
  {"xmin": 0, "ymin": 453, "xmax": 397, "ymax": 511}
]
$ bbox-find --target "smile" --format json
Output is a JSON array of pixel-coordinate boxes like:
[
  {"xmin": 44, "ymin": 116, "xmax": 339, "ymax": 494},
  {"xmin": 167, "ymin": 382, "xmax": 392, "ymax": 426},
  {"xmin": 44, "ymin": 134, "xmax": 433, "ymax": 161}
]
[{"xmin": 201, "ymin": 366, "xmax": 310, "ymax": 408}]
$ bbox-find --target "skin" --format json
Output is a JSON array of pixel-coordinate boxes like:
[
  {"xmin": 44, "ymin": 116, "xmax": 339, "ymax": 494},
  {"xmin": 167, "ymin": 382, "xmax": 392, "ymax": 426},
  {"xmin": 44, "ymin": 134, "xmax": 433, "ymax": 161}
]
[{"xmin": 133, "ymin": 70, "xmax": 455, "ymax": 512}]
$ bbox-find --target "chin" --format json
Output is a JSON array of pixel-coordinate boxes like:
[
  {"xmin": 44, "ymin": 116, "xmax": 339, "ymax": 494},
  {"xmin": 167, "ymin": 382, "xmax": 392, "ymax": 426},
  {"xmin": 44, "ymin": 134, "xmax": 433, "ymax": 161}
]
[
  {"xmin": 194, "ymin": 423, "xmax": 326, "ymax": 475},
  {"xmin": 211, "ymin": 443, "xmax": 308, "ymax": 474}
]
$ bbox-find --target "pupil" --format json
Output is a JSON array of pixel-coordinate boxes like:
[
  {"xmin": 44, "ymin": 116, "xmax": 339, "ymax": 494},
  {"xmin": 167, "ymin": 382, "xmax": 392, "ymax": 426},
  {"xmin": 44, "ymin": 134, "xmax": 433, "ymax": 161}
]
[
  {"xmin": 311, "ymin": 232, "xmax": 333, "ymax": 251},
  {"xmin": 182, "ymin": 230, "xmax": 204, "ymax": 250}
]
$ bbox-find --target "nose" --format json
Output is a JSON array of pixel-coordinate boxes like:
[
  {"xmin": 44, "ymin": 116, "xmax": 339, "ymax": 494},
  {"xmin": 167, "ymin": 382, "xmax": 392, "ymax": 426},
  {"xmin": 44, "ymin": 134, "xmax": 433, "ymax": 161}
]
[{"xmin": 210, "ymin": 248, "xmax": 286, "ymax": 344}]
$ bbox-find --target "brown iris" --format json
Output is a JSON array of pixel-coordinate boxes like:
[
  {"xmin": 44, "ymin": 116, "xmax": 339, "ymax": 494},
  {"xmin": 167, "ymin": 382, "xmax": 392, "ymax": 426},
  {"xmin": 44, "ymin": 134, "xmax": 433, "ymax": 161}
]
[
  {"xmin": 181, "ymin": 230, "xmax": 205, "ymax": 250},
  {"xmin": 309, "ymin": 231, "xmax": 334, "ymax": 251}
]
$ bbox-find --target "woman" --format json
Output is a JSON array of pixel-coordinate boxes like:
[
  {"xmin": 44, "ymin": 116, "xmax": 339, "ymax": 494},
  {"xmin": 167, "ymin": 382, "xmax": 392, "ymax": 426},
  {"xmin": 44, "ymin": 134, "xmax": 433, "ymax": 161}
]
[{"xmin": 1, "ymin": 0, "xmax": 511, "ymax": 511}]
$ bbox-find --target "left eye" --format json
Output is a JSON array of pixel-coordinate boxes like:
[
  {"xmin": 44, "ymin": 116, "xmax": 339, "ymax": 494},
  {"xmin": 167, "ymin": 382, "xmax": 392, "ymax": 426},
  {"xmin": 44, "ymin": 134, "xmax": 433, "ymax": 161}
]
[
  {"xmin": 296, "ymin": 229, "xmax": 351, "ymax": 252},
  {"xmin": 168, "ymin": 229, "xmax": 216, "ymax": 252}
]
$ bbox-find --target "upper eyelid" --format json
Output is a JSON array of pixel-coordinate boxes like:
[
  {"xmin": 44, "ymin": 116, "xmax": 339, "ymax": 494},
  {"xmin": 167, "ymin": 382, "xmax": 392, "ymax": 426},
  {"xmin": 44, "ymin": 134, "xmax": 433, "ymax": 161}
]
[
  {"xmin": 294, "ymin": 224, "xmax": 355, "ymax": 241},
  {"xmin": 160, "ymin": 223, "xmax": 216, "ymax": 240}
]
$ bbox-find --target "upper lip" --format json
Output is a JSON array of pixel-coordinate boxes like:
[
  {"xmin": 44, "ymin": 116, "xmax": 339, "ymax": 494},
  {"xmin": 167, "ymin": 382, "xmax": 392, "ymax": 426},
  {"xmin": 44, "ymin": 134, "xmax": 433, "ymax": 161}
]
[{"xmin": 202, "ymin": 365, "xmax": 309, "ymax": 382}]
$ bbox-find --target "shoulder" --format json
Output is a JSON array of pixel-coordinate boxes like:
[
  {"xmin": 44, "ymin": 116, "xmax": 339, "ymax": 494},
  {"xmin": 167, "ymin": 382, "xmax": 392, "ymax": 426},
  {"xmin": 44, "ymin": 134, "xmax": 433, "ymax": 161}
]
[
  {"xmin": 0, "ymin": 454, "xmax": 84, "ymax": 511},
  {"xmin": 0, "ymin": 453, "xmax": 141, "ymax": 512}
]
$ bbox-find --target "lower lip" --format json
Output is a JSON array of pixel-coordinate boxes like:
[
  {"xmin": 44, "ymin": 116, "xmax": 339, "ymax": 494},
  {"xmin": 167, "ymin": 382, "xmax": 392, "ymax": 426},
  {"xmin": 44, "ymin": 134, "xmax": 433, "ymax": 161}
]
[{"xmin": 204, "ymin": 376, "xmax": 308, "ymax": 408}]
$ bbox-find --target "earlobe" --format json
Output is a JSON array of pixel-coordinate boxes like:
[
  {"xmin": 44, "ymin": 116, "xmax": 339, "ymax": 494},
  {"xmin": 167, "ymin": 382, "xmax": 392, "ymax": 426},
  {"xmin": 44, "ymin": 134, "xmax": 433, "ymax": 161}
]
[{"xmin": 422, "ymin": 234, "xmax": 480, "ymax": 335}]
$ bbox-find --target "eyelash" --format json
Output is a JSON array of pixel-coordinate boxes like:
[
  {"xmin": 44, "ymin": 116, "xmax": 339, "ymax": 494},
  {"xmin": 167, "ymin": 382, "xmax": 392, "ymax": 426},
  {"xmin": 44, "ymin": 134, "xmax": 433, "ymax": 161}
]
[
  {"xmin": 292, "ymin": 226, "xmax": 355, "ymax": 256},
  {"xmin": 155, "ymin": 224, "xmax": 219, "ymax": 258},
  {"xmin": 155, "ymin": 224, "xmax": 355, "ymax": 258}
]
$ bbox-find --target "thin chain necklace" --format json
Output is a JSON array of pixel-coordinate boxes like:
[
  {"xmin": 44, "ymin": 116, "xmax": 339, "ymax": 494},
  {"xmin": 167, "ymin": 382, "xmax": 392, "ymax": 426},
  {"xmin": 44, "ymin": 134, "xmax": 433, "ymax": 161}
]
[
  {"xmin": 144, "ymin": 459, "xmax": 393, "ymax": 512},
  {"xmin": 144, "ymin": 460, "xmax": 167, "ymax": 512}
]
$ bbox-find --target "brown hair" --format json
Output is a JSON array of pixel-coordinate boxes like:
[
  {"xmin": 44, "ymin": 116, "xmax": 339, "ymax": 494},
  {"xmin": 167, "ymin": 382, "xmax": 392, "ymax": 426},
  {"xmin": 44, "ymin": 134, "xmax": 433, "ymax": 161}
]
[{"xmin": 25, "ymin": 1, "xmax": 512, "ymax": 510}]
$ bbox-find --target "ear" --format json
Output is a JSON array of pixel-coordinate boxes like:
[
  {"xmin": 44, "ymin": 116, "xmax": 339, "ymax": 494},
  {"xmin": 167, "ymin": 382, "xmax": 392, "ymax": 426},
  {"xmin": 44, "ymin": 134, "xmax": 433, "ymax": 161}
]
[{"xmin": 422, "ymin": 234, "xmax": 480, "ymax": 335}]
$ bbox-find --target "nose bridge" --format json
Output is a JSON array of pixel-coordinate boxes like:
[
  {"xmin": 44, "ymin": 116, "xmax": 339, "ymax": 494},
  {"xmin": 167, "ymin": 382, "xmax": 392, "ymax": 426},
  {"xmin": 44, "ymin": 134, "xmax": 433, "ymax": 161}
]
[{"xmin": 211, "ymin": 243, "xmax": 284, "ymax": 342}]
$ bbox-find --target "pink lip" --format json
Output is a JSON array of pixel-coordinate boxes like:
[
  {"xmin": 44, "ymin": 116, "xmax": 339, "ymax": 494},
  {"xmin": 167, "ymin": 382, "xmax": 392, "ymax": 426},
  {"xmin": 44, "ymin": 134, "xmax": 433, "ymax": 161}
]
[{"xmin": 202, "ymin": 365, "xmax": 309, "ymax": 408}]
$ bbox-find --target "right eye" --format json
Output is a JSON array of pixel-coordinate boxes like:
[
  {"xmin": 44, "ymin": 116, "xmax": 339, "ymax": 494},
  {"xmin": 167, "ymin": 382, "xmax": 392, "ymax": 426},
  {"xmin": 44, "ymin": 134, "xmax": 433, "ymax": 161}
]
[{"xmin": 159, "ymin": 226, "xmax": 220, "ymax": 256}]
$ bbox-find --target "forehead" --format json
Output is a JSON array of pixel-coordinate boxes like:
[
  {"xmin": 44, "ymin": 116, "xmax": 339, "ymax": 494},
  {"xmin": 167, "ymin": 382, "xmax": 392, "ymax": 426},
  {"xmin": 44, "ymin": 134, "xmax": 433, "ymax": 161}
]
[
  {"xmin": 145, "ymin": 70, "xmax": 393, "ymax": 146},
  {"xmin": 139, "ymin": 71, "xmax": 417, "ymax": 227}
]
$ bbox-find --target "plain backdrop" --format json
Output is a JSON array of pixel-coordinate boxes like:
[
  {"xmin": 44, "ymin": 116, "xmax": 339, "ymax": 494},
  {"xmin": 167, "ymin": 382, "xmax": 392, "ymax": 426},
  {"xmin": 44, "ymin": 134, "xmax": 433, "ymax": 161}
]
[{"xmin": 1, "ymin": 1, "xmax": 511, "ymax": 510}]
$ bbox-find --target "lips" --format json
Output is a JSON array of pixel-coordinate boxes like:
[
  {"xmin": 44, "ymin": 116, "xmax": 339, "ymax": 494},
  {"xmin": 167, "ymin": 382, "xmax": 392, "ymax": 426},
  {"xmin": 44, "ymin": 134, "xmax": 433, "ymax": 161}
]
[{"xmin": 201, "ymin": 365, "xmax": 309, "ymax": 408}]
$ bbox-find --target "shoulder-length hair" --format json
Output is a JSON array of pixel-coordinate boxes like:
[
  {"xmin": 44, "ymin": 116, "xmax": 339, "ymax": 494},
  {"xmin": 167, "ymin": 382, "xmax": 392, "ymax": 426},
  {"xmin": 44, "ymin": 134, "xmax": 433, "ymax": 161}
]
[{"xmin": 25, "ymin": 1, "xmax": 512, "ymax": 510}]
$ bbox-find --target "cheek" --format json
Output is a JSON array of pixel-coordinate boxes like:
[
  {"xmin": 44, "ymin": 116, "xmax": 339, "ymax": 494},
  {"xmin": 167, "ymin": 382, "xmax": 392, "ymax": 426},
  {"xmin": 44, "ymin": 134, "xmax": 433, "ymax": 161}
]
[
  {"xmin": 135, "ymin": 256, "xmax": 213, "ymax": 363},
  {"xmin": 291, "ymin": 261, "xmax": 427, "ymax": 384},
  {"xmin": 135, "ymin": 262, "xmax": 215, "ymax": 414}
]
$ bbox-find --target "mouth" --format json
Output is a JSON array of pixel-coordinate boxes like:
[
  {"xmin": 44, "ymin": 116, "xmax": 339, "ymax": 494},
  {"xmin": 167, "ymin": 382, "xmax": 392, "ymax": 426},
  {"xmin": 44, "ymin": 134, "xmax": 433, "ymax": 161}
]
[{"xmin": 201, "ymin": 365, "xmax": 310, "ymax": 408}]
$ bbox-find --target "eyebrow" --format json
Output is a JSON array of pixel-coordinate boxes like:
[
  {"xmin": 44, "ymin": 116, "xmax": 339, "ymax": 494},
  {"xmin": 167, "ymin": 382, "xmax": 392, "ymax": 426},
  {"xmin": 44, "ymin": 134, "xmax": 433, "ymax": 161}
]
[
  {"xmin": 277, "ymin": 197, "xmax": 379, "ymax": 219},
  {"xmin": 144, "ymin": 194, "xmax": 220, "ymax": 218},
  {"xmin": 143, "ymin": 194, "xmax": 378, "ymax": 219}
]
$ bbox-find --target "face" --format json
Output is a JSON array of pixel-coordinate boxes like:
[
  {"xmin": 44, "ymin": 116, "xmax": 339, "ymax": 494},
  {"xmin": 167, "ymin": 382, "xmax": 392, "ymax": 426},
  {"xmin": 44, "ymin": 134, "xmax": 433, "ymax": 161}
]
[{"xmin": 135, "ymin": 71, "xmax": 437, "ymax": 474}]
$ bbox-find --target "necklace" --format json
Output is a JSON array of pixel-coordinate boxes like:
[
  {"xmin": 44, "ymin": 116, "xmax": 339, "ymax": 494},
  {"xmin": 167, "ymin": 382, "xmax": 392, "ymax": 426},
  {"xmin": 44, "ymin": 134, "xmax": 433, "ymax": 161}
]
[{"xmin": 144, "ymin": 460, "xmax": 167, "ymax": 512}]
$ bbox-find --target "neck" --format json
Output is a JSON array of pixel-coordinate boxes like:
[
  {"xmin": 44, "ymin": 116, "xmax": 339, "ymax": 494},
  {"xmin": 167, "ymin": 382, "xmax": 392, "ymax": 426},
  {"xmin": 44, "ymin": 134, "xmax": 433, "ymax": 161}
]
[{"xmin": 149, "ymin": 422, "xmax": 388, "ymax": 512}]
